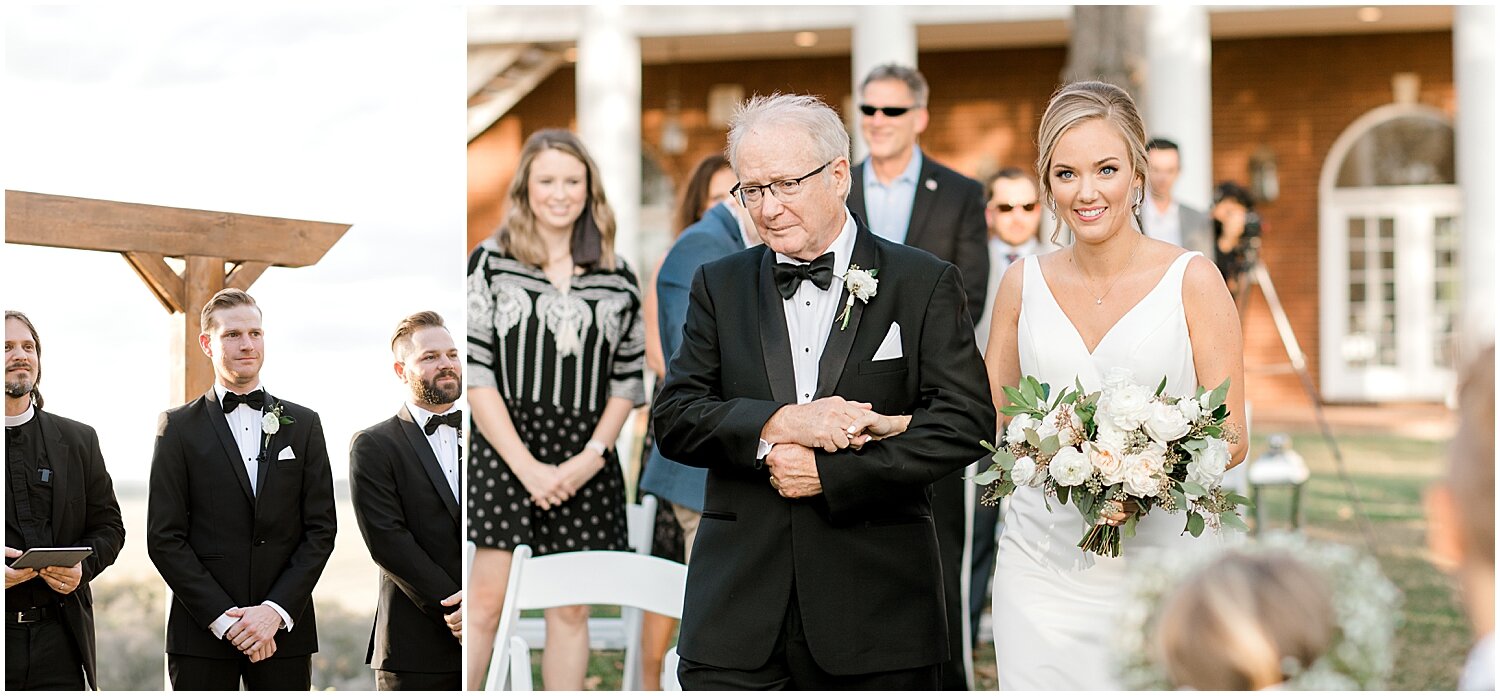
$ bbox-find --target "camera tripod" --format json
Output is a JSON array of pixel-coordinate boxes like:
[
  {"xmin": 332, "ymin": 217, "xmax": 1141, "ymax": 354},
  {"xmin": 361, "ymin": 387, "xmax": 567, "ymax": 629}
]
[{"xmin": 1233, "ymin": 256, "xmax": 1379, "ymax": 554}]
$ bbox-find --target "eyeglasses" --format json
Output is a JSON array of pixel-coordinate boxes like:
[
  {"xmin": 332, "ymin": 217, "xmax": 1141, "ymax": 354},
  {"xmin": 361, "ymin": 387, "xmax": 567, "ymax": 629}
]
[
  {"xmin": 859, "ymin": 104, "xmax": 916, "ymax": 118},
  {"xmin": 990, "ymin": 201, "xmax": 1038, "ymax": 213},
  {"xmin": 731, "ymin": 160, "xmax": 834, "ymax": 207}
]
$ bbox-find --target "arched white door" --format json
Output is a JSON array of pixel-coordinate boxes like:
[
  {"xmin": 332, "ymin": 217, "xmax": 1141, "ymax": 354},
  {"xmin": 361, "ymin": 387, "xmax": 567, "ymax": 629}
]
[{"xmin": 1318, "ymin": 105, "xmax": 1461, "ymax": 401}]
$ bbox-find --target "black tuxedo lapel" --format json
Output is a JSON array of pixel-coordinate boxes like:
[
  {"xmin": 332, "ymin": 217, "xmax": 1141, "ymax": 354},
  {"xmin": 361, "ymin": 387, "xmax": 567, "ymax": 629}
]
[
  {"xmin": 904, "ymin": 158, "xmax": 940, "ymax": 249},
  {"xmin": 205, "ymin": 391, "xmax": 255, "ymax": 502},
  {"xmin": 847, "ymin": 162, "xmax": 868, "ymax": 222},
  {"xmin": 255, "ymin": 395, "xmax": 282, "ymax": 500},
  {"xmin": 815, "ymin": 229, "xmax": 880, "ymax": 399},
  {"xmin": 38, "ymin": 412, "xmax": 71, "ymax": 532},
  {"xmin": 396, "ymin": 406, "xmax": 460, "ymax": 521},
  {"xmin": 757, "ymin": 250, "xmax": 797, "ymax": 405}
]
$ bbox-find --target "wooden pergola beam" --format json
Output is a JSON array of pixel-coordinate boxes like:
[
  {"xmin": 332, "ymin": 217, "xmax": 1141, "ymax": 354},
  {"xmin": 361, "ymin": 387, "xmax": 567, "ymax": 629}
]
[
  {"xmin": 5, "ymin": 189, "xmax": 351, "ymax": 405},
  {"xmin": 5, "ymin": 190, "xmax": 349, "ymax": 267}
]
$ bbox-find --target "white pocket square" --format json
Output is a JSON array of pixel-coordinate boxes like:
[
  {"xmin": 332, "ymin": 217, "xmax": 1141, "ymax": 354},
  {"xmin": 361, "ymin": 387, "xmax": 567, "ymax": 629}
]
[
  {"xmin": 873, "ymin": 323, "xmax": 903, "ymax": 361},
  {"xmin": 277, "ymin": 446, "xmax": 296, "ymax": 461}
]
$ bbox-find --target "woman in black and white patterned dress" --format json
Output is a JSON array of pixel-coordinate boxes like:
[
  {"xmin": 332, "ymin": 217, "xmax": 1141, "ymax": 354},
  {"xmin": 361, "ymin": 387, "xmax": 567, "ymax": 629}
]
[{"xmin": 466, "ymin": 129, "xmax": 645, "ymax": 690}]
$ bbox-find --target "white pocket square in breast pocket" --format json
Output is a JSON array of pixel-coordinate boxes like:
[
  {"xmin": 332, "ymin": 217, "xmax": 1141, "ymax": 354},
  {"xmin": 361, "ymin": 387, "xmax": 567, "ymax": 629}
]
[
  {"xmin": 277, "ymin": 446, "xmax": 296, "ymax": 461},
  {"xmin": 873, "ymin": 323, "xmax": 903, "ymax": 361}
]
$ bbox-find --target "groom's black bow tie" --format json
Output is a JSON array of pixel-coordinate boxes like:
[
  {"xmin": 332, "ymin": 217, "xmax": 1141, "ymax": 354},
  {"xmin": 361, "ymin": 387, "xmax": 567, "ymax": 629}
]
[
  {"xmin": 772, "ymin": 252, "xmax": 836, "ymax": 300},
  {"xmin": 221, "ymin": 389, "xmax": 266, "ymax": 413},
  {"xmin": 425, "ymin": 410, "xmax": 463, "ymax": 435}
]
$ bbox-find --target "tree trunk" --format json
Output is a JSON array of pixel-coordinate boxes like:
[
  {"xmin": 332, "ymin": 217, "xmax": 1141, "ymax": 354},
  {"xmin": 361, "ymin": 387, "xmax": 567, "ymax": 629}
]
[{"xmin": 1062, "ymin": 6, "xmax": 1147, "ymax": 103}]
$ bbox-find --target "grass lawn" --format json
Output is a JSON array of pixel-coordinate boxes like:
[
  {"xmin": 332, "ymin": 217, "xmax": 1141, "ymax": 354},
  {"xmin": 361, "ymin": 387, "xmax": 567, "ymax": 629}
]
[{"xmin": 521, "ymin": 430, "xmax": 1469, "ymax": 691}]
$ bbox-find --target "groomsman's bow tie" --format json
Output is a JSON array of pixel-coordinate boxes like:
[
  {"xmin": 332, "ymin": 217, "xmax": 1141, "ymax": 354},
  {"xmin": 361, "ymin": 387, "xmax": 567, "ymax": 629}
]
[
  {"xmin": 772, "ymin": 252, "xmax": 836, "ymax": 300},
  {"xmin": 425, "ymin": 410, "xmax": 463, "ymax": 435},
  {"xmin": 222, "ymin": 390, "xmax": 267, "ymax": 413}
]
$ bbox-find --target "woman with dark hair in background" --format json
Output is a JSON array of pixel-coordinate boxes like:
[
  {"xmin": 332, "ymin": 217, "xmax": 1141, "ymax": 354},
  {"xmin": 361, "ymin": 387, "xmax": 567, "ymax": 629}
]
[
  {"xmin": 637, "ymin": 152, "xmax": 735, "ymax": 689},
  {"xmin": 1211, "ymin": 181, "xmax": 1261, "ymax": 292},
  {"xmin": 466, "ymin": 129, "xmax": 646, "ymax": 690}
]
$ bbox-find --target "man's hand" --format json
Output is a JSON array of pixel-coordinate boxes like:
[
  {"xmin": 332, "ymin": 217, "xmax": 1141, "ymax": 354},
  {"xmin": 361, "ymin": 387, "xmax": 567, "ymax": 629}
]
[
  {"xmin": 762, "ymin": 397, "xmax": 873, "ymax": 452},
  {"xmin": 765, "ymin": 443, "xmax": 822, "ymax": 498},
  {"xmin": 441, "ymin": 590, "xmax": 463, "ymax": 643},
  {"xmin": 224, "ymin": 605, "xmax": 282, "ymax": 656},
  {"xmin": 4, "ymin": 547, "xmax": 38, "ymax": 589},
  {"xmin": 247, "ymin": 636, "xmax": 277, "ymax": 663},
  {"xmin": 38, "ymin": 562, "xmax": 82, "ymax": 595}
]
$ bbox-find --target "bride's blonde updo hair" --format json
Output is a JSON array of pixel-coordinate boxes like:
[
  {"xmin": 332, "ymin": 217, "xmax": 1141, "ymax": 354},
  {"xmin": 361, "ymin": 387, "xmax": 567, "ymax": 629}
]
[
  {"xmin": 1035, "ymin": 81, "xmax": 1149, "ymax": 243},
  {"xmin": 1151, "ymin": 551, "xmax": 1337, "ymax": 691}
]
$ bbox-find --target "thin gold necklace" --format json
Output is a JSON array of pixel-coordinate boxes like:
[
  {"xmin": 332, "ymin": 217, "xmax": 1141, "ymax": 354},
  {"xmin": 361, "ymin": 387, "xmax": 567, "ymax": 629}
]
[{"xmin": 1072, "ymin": 234, "xmax": 1142, "ymax": 306}]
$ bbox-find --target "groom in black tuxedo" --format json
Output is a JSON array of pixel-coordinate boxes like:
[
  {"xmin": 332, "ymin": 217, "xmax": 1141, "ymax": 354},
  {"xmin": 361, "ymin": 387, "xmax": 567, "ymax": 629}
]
[
  {"xmin": 654, "ymin": 94, "xmax": 994, "ymax": 690},
  {"xmin": 147, "ymin": 289, "xmax": 337, "ymax": 690},
  {"xmin": 349, "ymin": 311, "xmax": 463, "ymax": 690}
]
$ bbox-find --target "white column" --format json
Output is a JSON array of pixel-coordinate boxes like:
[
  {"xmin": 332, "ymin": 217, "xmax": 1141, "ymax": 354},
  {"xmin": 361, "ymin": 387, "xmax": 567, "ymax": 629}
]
[
  {"xmin": 851, "ymin": 6, "xmax": 916, "ymax": 162},
  {"xmin": 577, "ymin": 5, "xmax": 642, "ymax": 271},
  {"xmin": 1144, "ymin": 5, "xmax": 1213, "ymax": 211},
  {"xmin": 1455, "ymin": 5, "xmax": 1496, "ymax": 361}
]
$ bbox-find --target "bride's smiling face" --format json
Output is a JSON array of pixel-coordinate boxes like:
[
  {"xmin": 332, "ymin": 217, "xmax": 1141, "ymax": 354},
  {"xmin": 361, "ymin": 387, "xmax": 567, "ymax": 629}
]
[{"xmin": 1048, "ymin": 118, "xmax": 1141, "ymax": 244}]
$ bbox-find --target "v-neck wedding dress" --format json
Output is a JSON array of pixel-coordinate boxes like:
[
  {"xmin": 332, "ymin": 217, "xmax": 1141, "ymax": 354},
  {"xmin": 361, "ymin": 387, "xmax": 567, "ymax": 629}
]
[{"xmin": 992, "ymin": 251, "xmax": 1223, "ymax": 690}]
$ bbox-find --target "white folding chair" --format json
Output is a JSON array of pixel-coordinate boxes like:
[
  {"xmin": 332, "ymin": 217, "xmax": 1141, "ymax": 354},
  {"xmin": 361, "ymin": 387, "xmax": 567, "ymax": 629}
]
[
  {"xmin": 513, "ymin": 495, "xmax": 660, "ymax": 680},
  {"xmin": 662, "ymin": 646, "xmax": 682, "ymax": 691},
  {"xmin": 487, "ymin": 546, "xmax": 687, "ymax": 691}
]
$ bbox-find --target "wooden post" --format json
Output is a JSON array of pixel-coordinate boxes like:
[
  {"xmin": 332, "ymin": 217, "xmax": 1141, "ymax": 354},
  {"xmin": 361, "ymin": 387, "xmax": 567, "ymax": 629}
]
[{"xmin": 5, "ymin": 190, "xmax": 350, "ymax": 406}]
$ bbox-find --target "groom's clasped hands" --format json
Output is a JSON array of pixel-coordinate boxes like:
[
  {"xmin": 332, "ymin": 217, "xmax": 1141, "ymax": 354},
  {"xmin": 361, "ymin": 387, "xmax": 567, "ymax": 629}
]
[{"xmin": 760, "ymin": 396, "xmax": 912, "ymax": 499}]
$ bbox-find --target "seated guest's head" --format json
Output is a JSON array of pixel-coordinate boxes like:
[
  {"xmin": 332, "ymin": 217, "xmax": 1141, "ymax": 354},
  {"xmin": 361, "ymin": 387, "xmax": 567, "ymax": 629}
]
[{"xmin": 1152, "ymin": 551, "xmax": 1337, "ymax": 690}]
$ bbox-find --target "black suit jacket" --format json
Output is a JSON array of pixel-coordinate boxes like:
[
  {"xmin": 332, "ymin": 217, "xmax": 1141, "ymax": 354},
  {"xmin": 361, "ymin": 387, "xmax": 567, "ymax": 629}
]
[
  {"xmin": 4, "ymin": 409, "xmax": 125, "ymax": 689},
  {"xmin": 348, "ymin": 406, "xmax": 462, "ymax": 673},
  {"xmin": 146, "ymin": 390, "xmax": 337, "ymax": 659},
  {"xmin": 847, "ymin": 156, "xmax": 989, "ymax": 323},
  {"xmin": 653, "ymin": 224, "xmax": 994, "ymax": 675}
]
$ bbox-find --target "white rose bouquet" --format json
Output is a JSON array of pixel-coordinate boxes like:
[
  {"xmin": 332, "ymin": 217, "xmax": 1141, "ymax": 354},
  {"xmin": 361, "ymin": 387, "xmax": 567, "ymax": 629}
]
[{"xmin": 976, "ymin": 370, "xmax": 1250, "ymax": 557}]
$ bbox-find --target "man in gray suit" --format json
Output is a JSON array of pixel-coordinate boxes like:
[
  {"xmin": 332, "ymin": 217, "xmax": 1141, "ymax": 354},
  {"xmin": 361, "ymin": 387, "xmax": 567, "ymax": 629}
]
[{"xmin": 1144, "ymin": 138, "xmax": 1213, "ymax": 255}]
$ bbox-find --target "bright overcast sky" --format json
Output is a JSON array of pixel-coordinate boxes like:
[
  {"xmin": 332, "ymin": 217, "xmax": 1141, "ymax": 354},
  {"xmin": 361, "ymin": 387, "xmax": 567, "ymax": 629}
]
[{"xmin": 3, "ymin": 5, "xmax": 466, "ymax": 483}]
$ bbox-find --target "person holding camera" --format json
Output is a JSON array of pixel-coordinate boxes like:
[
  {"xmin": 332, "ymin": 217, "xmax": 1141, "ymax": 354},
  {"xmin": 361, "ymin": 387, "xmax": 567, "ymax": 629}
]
[{"xmin": 1212, "ymin": 181, "xmax": 1261, "ymax": 292}]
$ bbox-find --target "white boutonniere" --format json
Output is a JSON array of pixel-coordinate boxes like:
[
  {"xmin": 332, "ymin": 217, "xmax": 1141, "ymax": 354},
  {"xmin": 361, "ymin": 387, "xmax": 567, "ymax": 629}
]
[
  {"xmin": 838, "ymin": 265, "xmax": 878, "ymax": 330},
  {"xmin": 259, "ymin": 403, "xmax": 295, "ymax": 458}
]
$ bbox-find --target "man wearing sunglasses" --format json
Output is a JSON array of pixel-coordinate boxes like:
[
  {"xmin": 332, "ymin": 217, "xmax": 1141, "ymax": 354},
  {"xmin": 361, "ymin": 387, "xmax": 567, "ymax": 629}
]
[{"xmin": 846, "ymin": 63, "xmax": 988, "ymax": 691}]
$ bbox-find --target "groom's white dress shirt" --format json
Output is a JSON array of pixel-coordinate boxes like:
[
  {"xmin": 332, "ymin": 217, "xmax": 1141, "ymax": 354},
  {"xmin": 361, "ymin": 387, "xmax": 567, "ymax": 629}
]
[{"xmin": 209, "ymin": 381, "xmax": 293, "ymax": 639}]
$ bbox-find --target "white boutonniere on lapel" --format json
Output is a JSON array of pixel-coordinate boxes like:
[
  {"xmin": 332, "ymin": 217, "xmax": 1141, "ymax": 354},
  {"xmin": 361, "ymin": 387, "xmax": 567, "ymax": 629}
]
[
  {"xmin": 259, "ymin": 403, "xmax": 295, "ymax": 459},
  {"xmin": 838, "ymin": 265, "xmax": 879, "ymax": 330}
]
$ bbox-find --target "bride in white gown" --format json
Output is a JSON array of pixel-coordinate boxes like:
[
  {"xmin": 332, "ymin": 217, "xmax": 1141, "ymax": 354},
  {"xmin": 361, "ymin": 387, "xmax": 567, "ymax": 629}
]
[{"xmin": 982, "ymin": 81, "xmax": 1248, "ymax": 690}]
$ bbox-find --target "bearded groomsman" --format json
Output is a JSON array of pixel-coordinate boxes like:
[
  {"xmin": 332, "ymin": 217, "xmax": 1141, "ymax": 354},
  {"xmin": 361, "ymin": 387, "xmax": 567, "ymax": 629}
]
[
  {"xmin": 6, "ymin": 311, "xmax": 126, "ymax": 690},
  {"xmin": 147, "ymin": 289, "xmax": 337, "ymax": 690},
  {"xmin": 349, "ymin": 311, "xmax": 463, "ymax": 690}
]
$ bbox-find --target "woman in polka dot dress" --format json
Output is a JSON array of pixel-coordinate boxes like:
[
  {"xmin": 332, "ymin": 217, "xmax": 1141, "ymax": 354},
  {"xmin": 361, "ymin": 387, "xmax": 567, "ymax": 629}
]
[{"xmin": 466, "ymin": 129, "xmax": 646, "ymax": 690}]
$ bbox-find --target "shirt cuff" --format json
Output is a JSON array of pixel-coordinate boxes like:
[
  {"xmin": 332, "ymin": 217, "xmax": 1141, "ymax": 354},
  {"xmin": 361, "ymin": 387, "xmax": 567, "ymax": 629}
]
[
  {"xmin": 756, "ymin": 438, "xmax": 774, "ymax": 461},
  {"xmin": 210, "ymin": 611, "xmax": 237, "ymax": 640},
  {"xmin": 264, "ymin": 600, "xmax": 293, "ymax": 632}
]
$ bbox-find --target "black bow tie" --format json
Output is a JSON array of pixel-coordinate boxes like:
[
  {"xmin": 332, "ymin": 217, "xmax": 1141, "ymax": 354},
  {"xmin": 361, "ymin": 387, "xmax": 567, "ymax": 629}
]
[
  {"xmin": 221, "ymin": 390, "xmax": 266, "ymax": 413},
  {"xmin": 772, "ymin": 252, "xmax": 836, "ymax": 300},
  {"xmin": 425, "ymin": 410, "xmax": 463, "ymax": 435}
]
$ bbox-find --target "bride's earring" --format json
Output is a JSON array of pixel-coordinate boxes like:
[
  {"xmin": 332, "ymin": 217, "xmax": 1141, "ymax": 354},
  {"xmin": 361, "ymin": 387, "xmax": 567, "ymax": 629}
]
[{"xmin": 1132, "ymin": 187, "xmax": 1142, "ymax": 215}]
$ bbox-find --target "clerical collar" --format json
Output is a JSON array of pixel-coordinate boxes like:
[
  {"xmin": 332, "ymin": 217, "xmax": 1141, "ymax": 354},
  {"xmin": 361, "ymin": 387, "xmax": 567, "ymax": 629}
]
[{"xmin": 5, "ymin": 402, "xmax": 36, "ymax": 428}]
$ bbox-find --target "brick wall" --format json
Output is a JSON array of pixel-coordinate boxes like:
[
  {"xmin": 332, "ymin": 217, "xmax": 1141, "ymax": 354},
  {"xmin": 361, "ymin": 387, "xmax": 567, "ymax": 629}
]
[{"xmin": 468, "ymin": 31, "xmax": 1455, "ymax": 405}]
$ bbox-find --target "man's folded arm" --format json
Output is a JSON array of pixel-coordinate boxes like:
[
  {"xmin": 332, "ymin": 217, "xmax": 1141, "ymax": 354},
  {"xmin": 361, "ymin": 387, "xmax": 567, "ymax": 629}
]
[
  {"xmin": 817, "ymin": 265, "xmax": 995, "ymax": 518},
  {"xmin": 654, "ymin": 265, "xmax": 785, "ymax": 471}
]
